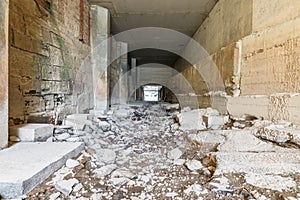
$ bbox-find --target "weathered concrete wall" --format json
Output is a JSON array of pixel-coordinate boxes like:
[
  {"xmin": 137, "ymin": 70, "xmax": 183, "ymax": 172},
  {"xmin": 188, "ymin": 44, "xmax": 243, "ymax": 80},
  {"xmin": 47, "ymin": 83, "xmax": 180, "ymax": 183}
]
[
  {"xmin": 91, "ymin": 5, "xmax": 110, "ymax": 113},
  {"xmin": 9, "ymin": 0, "xmax": 92, "ymax": 125},
  {"xmin": 171, "ymin": 0, "xmax": 252, "ymax": 112},
  {"xmin": 228, "ymin": 0, "xmax": 300, "ymax": 123},
  {"xmin": 0, "ymin": 0, "xmax": 9, "ymax": 149}
]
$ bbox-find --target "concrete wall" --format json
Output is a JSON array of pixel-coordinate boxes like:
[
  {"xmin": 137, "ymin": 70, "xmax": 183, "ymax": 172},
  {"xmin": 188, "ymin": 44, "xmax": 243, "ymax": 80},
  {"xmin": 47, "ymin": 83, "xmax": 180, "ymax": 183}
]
[
  {"xmin": 171, "ymin": 0, "xmax": 252, "ymax": 112},
  {"xmin": 0, "ymin": 0, "xmax": 9, "ymax": 149},
  {"xmin": 230, "ymin": 0, "xmax": 300, "ymax": 122},
  {"xmin": 9, "ymin": 0, "xmax": 92, "ymax": 125}
]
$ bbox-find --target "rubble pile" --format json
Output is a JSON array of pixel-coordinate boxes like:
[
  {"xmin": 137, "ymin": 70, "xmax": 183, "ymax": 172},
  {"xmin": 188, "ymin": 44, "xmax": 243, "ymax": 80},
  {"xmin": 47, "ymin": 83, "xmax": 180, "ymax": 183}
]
[{"xmin": 25, "ymin": 103, "xmax": 300, "ymax": 199}]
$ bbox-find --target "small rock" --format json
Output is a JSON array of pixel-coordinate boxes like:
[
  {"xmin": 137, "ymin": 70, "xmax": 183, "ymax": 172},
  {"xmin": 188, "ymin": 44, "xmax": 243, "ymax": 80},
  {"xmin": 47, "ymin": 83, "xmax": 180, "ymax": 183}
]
[
  {"xmin": 73, "ymin": 183, "xmax": 83, "ymax": 192},
  {"xmin": 66, "ymin": 137, "xmax": 81, "ymax": 142},
  {"xmin": 93, "ymin": 164, "xmax": 117, "ymax": 177},
  {"xmin": 66, "ymin": 159, "xmax": 80, "ymax": 168},
  {"xmin": 173, "ymin": 159, "xmax": 185, "ymax": 165},
  {"xmin": 167, "ymin": 148, "xmax": 182, "ymax": 160},
  {"xmin": 166, "ymin": 192, "xmax": 178, "ymax": 197},
  {"xmin": 185, "ymin": 159, "xmax": 203, "ymax": 171},
  {"xmin": 111, "ymin": 168, "xmax": 134, "ymax": 179},
  {"xmin": 184, "ymin": 183, "xmax": 203, "ymax": 195},
  {"xmin": 55, "ymin": 178, "xmax": 79, "ymax": 196},
  {"xmin": 49, "ymin": 192, "xmax": 61, "ymax": 200},
  {"xmin": 56, "ymin": 133, "xmax": 70, "ymax": 141},
  {"xmin": 99, "ymin": 121, "xmax": 111, "ymax": 132}
]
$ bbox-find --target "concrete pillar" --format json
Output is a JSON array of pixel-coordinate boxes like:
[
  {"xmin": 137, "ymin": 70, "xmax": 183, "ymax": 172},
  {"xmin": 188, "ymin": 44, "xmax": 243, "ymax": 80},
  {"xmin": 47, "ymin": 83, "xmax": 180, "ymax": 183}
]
[
  {"xmin": 0, "ymin": 0, "xmax": 9, "ymax": 149},
  {"xmin": 118, "ymin": 42, "xmax": 128, "ymax": 104},
  {"xmin": 90, "ymin": 5, "xmax": 110, "ymax": 114}
]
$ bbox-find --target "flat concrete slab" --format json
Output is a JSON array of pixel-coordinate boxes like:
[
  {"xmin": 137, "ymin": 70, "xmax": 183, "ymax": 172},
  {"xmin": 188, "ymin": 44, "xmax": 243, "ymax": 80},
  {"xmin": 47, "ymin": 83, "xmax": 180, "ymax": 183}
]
[
  {"xmin": 215, "ymin": 151, "xmax": 300, "ymax": 175},
  {"xmin": 0, "ymin": 142, "xmax": 84, "ymax": 198},
  {"xmin": 64, "ymin": 114, "xmax": 92, "ymax": 130},
  {"xmin": 9, "ymin": 123, "xmax": 53, "ymax": 142}
]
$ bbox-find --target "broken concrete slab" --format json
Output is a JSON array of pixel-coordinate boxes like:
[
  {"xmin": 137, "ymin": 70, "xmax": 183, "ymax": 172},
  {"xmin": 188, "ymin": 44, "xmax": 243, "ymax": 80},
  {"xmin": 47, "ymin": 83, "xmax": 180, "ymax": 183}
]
[
  {"xmin": 214, "ymin": 151, "xmax": 300, "ymax": 175},
  {"xmin": 188, "ymin": 130, "xmax": 228, "ymax": 144},
  {"xmin": 0, "ymin": 142, "xmax": 84, "ymax": 198},
  {"xmin": 177, "ymin": 109, "xmax": 206, "ymax": 131},
  {"xmin": 245, "ymin": 173, "xmax": 297, "ymax": 192},
  {"xmin": 64, "ymin": 114, "xmax": 92, "ymax": 130},
  {"xmin": 255, "ymin": 125, "xmax": 300, "ymax": 146},
  {"xmin": 203, "ymin": 115, "xmax": 229, "ymax": 130},
  {"xmin": 9, "ymin": 123, "xmax": 54, "ymax": 142},
  {"xmin": 217, "ymin": 130, "xmax": 287, "ymax": 152}
]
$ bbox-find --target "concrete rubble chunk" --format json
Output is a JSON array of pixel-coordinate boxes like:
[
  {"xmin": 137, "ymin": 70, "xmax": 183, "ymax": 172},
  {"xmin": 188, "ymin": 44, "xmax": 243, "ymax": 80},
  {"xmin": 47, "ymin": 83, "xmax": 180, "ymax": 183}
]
[
  {"xmin": 203, "ymin": 115, "xmax": 229, "ymax": 130},
  {"xmin": 110, "ymin": 168, "xmax": 134, "ymax": 179},
  {"xmin": 184, "ymin": 183, "xmax": 203, "ymax": 195},
  {"xmin": 93, "ymin": 164, "xmax": 117, "ymax": 177},
  {"xmin": 66, "ymin": 159, "xmax": 80, "ymax": 168},
  {"xmin": 64, "ymin": 114, "xmax": 92, "ymax": 130},
  {"xmin": 177, "ymin": 109, "xmax": 206, "ymax": 131},
  {"xmin": 109, "ymin": 177, "xmax": 130, "ymax": 187},
  {"xmin": 185, "ymin": 159, "xmax": 203, "ymax": 171},
  {"xmin": 9, "ymin": 123, "xmax": 54, "ymax": 142},
  {"xmin": 217, "ymin": 130, "xmax": 285, "ymax": 152},
  {"xmin": 56, "ymin": 133, "xmax": 71, "ymax": 141},
  {"xmin": 55, "ymin": 178, "xmax": 79, "ymax": 196},
  {"xmin": 49, "ymin": 192, "xmax": 61, "ymax": 200},
  {"xmin": 167, "ymin": 148, "xmax": 182, "ymax": 160},
  {"xmin": 0, "ymin": 142, "xmax": 84, "ymax": 198},
  {"xmin": 98, "ymin": 121, "xmax": 111, "ymax": 132},
  {"xmin": 245, "ymin": 173, "xmax": 296, "ymax": 192},
  {"xmin": 255, "ymin": 125, "xmax": 300, "ymax": 146}
]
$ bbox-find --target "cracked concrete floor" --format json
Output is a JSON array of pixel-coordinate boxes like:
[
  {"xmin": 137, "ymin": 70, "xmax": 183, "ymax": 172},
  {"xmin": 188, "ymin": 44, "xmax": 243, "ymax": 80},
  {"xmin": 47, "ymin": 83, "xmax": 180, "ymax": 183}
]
[{"xmin": 25, "ymin": 103, "xmax": 300, "ymax": 200}]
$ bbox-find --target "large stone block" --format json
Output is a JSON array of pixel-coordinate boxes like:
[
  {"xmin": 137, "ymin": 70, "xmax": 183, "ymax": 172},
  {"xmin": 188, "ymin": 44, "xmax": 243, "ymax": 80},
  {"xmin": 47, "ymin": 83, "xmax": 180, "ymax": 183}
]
[
  {"xmin": 9, "ymin": 123, "xmax": 53, "ymax": 142},
  {"xmin": 0, "ymin": 142, "xmax": 84, "ymax": 198}
]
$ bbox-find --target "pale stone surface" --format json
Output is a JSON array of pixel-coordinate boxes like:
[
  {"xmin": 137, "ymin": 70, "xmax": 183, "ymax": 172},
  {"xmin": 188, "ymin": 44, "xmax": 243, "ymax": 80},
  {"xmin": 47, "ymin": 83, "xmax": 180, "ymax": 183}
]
[
  {"xmin": 64, "ymin": 114, "xmax": 92, "ymax": 130},
  {"xmin": 214, "ymin": 152, "xmax": 300, "ymax": 175},
  {"xmin": 178, "ymin": 109, "xmax": 206, "ymax": 131},
  {"xmin": 245, "ymin": 173, "xmax": 297, "ymax": 192},
  {"xmin": 66, "ymin": 159, "xmax": 80, "ymax": 168},
  {"xmin": 93, "ymin": 164, "xmax": 117, "ymax": 177},
  {"xmin": 167, "ymin": 148, "xmax": 182, "ymax": 160},
  {"xmin": 217, "ymin": 130, "xmax": 285, "ymax": 152},
  {"xmin": 188, "ymin": 130, "xmax": 227, "ymax": 144},
  {"xmin": 55, "ymin": 178, "xmax": 79, "ymax": 196},
  {"xmin": 185, "ymin": 160, "xmax": 203, "ymax": 171},
  {"xmin": 0, "ymin": 142, "xmax": 84, "ymax": 198},
  {"xmin": 9, "ymin": 123, "xmax": 54, "ymax": 142}
]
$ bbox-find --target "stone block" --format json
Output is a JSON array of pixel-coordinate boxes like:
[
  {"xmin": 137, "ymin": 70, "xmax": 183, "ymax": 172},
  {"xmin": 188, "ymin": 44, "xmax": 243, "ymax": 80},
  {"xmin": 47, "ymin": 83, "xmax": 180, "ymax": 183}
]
[
  {"xmin": 64, "ymin": 114, "xmax": 92, "ymax": 130},
  {"xmin": 0, "ymin": 142, "xmax": 84, "ymax": 198},
  {"xmin": 9, "ymin": 123, "xmax": 53, "ymax": 142},
  {"xmin": 203, "ymin": 115, "xmax": 229, "ymax": 129}
]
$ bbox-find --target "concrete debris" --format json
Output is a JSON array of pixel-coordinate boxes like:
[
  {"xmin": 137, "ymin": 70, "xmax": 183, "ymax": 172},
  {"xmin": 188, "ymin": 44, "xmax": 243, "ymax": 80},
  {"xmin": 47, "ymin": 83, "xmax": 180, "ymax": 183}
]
[
  {"xmin": 54, "ymin": 178, "xmax": 79, "ymax": 196},
  {"xmin": 65, "ymin": 159, "xmax": 80, "ymax": 168},
  {"xmin": 167, "ymin": 147, "xmax": 183, "ymax": 160},
  {"xmin": 49, "ymin": 192, "xmax": 61, "ymax": 200},
  {"xmin": 24, "ymin": 104, "xmax": 300, "ymax": 199},
  {"xmin": 185, "ymin": 159, "xmax": 203, "ymax": 171},
  {"xmin": 245, "ymin": 173, "xmax": 296, "ymax": 192},
  {"xmin": 55, "ymin": 133, "xmax": 71, "ymax": 141}
]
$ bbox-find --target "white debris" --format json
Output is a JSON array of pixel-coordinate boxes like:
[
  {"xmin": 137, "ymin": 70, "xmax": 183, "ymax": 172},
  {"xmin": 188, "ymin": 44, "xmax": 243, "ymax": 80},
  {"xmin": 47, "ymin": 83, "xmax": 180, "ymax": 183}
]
[
  {"xmin": 167, "ymin": 148, "xmax": 182, "ymax": 160},
  {"xmin": 184, "ymin": 183, "xmax": 203, "ymax": 195},
  {"xmin": 49, "ymin": 192, "xmax": 61, "ymax": 200},
  {"xmin": 66, "ymin": 159, "xmax": 80, "ymax": 168},
  {"xmin": 55, "ymin": 178, "xmax": 79, "ymax": 196},
  {"xmin": 56, "ymin": 133, "xmax": 70, "ymax": 141},
  {"xmin": 93, "ymin": 164, "xmax": 117, "ymax": 177},
  {"xmin": 109, "ymin": 177, "xmax": 130, "ymax": 186},
  {"xmin": 245, "ymin": 174, "xmax": 297, "ymax": 192},
  {"xmin": 98, "ymin": 121, "xmax": 111, "ymax": 132},
  {"xmin": 185, "ymin": 159, "xmax": 203, "ymax": 171}
]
